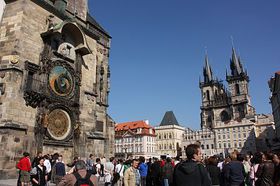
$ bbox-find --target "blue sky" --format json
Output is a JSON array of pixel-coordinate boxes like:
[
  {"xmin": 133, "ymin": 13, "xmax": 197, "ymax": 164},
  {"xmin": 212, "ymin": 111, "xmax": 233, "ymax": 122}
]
[{"xmin": 89, "ymin": 0, "xmax": 280, "ymax": 129}]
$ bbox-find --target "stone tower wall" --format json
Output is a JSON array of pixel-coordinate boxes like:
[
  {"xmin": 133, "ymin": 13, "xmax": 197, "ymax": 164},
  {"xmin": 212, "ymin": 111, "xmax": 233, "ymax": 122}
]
[{"xmin": 67, "ymin": 0, "xmax": 88, "ymax": 21}]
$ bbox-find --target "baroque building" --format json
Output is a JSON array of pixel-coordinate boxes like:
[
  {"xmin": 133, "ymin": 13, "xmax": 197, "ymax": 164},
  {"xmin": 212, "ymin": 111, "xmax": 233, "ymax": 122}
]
[
  {"xmin": 183, "ymin": 48, "xmax": 275, "ymax": 157},
  {"xmin": 115, "ymin": 120, "xmax": 157, "ymax": 159},
  {"xmin": 155, "ymin": 111, "xmax": 185, "ymax": 158},
  {"xmin": 0, "ymin": 0, "xmax": 114, "ymax": 178}
]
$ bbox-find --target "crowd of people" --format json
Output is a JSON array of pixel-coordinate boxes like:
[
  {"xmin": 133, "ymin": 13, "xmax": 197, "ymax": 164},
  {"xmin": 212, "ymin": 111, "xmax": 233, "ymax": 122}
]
[{"xmin": 16, "ymin": 144, "xmax": 280, "ymax": 186}]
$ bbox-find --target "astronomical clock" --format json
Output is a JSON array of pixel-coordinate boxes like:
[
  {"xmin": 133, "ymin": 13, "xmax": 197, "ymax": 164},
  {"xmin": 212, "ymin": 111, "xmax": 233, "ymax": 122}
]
[{"xmin": 24, "ymin": 21, "xmax": 90, "ymax": 151}]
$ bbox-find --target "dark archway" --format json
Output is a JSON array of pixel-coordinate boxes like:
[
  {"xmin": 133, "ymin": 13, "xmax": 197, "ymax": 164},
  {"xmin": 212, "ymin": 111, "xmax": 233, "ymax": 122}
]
[{"xmin": 220, "ymin": 110, "xmax": 231, "ymax": 122}]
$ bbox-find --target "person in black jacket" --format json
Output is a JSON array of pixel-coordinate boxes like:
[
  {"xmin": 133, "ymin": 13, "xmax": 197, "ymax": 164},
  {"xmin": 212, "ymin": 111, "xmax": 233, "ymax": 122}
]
[
  {"xmin": 173, "ymin": 144, "xmax": 211, "ymax": 186},
  {"xmin": 224, "ymin": 152, "xmax": 245, "ymax": 186},
  {"xmin": 206, "ymin": 156, "xmax": 220, "ymax": 186},
  {"xmin": 31, "ymin": 157, "xmax": 48, "ymax": 186},
  {"xmin": 150, "ymin": 158, "xmax": 161, "ymax": 186},
  {"xmin": 255, "ymin": 152, "xmax": 275, "ymax": 186}
]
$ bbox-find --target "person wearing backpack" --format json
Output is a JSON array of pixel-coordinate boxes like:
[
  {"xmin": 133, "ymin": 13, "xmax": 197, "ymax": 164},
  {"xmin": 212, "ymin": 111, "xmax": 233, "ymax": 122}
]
[
  {"xmin": 58, "ymin": 160, "xmax": 98, "ymax": 186},
  {"xmin": 86, "ymin": 154, "xmax": 97, "ymax": 175}
]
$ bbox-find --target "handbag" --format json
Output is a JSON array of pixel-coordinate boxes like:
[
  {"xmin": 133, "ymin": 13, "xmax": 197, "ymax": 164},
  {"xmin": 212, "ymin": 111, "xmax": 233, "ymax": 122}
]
[{"xmin": 112, "ymin": 165, "xmax": 123, "ymax": 184}]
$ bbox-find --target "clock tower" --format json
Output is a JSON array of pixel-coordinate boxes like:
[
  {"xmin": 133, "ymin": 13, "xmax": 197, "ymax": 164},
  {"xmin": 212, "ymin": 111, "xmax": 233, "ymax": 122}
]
[{"xmin": 0, "ymin": 0, "xmax": 114, "ymax": 178}]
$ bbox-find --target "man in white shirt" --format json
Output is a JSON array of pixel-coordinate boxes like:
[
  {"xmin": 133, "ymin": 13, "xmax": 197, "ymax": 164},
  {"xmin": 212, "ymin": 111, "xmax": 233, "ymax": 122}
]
[
  {"xmin": 43, "ymin": 155, "xmax": 52, "ymax": 183},
  {"xmin": 104, "ymin": 157, "xmax": 115, "ymax": 186},
  {"xmin": 114, "ymin": 159, "xmax": 124, "ymax": 186}
]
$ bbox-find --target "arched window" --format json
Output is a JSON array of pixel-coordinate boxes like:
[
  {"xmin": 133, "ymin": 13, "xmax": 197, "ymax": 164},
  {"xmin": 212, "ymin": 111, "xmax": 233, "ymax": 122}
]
[
  {"xmin": 235, "ymin": 84, "xmax": 240, "ymax": 95},
  {"xmin": 206, "ymin": 90, "xmax": 210, "ymax": 101},
  {"xmin": 238, "ymin": 105, "xmax": 245, "ymax": 119},
  {"xmin": 207, "ymin": 115, "xmax": 212, "ymax": 123},
  {"xmin": 220, "ymin": 110, "xmax": 231, "ymax": 122}
]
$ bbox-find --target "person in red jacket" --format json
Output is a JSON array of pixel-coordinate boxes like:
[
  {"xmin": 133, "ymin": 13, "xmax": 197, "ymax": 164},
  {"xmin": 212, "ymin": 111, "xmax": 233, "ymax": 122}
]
[{"xmin": 17, "ymin": 152, "xmax": 31, "ymax": 186}]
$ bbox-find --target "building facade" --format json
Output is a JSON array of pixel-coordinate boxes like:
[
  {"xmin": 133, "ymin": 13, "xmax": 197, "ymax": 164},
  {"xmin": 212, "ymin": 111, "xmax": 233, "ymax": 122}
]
[
  {"xmin": 183, "ymin": 48, "xmax": 275, "ymax": 157},
  {"xmin": 269, "ymin": 72, "xmax": 280, "ymax": 140},
  {"xmin": 155, "ymin": 111, "xmax": 185, "ymax": 158},
  {"xmin": 115, "ymin": 120, "xmax": 157, "ymax": 159},
  {"xmin": 0, "ymin": 0, "xmax": 114, "ymax": 178},
  {"xmin": 182, "ymin": 127, "xmax": 215, "ymax": 157}
]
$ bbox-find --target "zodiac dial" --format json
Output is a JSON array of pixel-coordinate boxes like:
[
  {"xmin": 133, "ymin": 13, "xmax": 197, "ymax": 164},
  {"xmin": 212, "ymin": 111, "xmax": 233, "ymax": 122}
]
[
  {"xmin": 47, "ymin": 109, "xmax": 71, "ymax": 140},
  {"xmin": 49, "ymin": 66, "xmax": 74, "ymax": 97}
]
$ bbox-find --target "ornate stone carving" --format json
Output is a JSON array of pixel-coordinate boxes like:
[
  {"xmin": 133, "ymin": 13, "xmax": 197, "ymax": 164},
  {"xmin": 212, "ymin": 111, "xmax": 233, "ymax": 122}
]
[
  {"xmin": 74, "ymin": 121, "xmax": 81, "ymax": 138},
  {"xmin": 46, "ymin": 14, "xmax": 55, "ymax": 30},
  {"xmin": 10, "ymin": 55, "xmax": 20, "ymax": 65},
  {"xmin": 57, "ymin": 42, "xmax": 76, "ymax": 61},
  {"xmin": 47, "ymin": 109, "xmax": 71, "ymax": 140}
]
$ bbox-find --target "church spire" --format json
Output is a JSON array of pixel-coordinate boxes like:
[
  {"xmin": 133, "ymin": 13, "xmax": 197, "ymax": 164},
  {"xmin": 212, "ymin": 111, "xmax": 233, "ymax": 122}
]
[
  {"xmin": 203, "ymin": 54, "xmax": 213, "ymax": 83},
  {"xmin": 230, "ymin": 47, "xmax": 244, "ymax": 76}
]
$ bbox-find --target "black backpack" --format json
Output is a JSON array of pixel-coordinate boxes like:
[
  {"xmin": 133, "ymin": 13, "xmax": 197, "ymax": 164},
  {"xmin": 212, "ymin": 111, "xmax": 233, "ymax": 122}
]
[
  {"xmin": 73, "ymin": 172, "xmax": 94, "ymax": 186},
  {"xmin": 100, "ymin": 164, "xmax": 104, "ymax": 177},
  {"xmin": 86, "ymin": 159, "xmax": 97, "ymax": 175}
]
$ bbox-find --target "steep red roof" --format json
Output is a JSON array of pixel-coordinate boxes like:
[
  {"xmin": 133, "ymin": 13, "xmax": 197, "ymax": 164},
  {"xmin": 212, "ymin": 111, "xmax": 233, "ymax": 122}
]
[{"xmin": 115, "ymin": 120, "xmax": 152, "ymax": 131}]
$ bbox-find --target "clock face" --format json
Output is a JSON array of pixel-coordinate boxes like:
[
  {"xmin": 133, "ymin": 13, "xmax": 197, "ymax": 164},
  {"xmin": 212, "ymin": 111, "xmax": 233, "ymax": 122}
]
[
  {"xmin": 47, "ymin": 109, "xmax": 71, "ymax": 140},
  {"xmin": 49, "ymin": 66, "xmax": 74, "ymax": 97}
]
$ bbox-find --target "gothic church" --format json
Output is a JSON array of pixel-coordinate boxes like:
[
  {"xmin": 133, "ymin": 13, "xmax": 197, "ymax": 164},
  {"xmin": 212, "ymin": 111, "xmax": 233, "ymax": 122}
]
[{"xmin": 183, "ymin": 47, "xmax": 274, "ymax": 156}]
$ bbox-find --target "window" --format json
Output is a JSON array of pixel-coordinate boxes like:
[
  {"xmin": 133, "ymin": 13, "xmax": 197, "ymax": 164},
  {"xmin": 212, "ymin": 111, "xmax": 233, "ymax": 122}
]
[
  {"xmin": 224, "ymin": 143, "xmax": 227, "ymax": 148},
  {"xmin": 228, "ymin": 143, "xmax": 231, "ymax": 148},
  {"xmin": 219, "ymin": 143, "xmax": 221, "ymax": 148},
  {"xmin": 243, "ymin": 133, "xmax": 246, "ymax": 138},
  {"xmin": 238, "ymin": 105, "xmax": 245, "ymax": 119},
  {"xmin": 221, "ymin": 111, "xmax": 231, "ymax": 122},
  {"xmin": 201, "ymin": 145, "xmax": 205, "ymax": 149},
  {"xmin": 211, "ymin": 144, "xmax": 214, "ymax": 149},
  {"xmin": 235, "ymin": 84, "xmax": 240, "ymax": 95},
  {"xmin": 96, "ymin": 121, "xmax": 104, "ymax": 132},
  {"xmin": 206, "ymin": 144, "xmax": 209, "ymax": 149},
  {"xmin": 206, "ymin": 90, "xmax": 210, "ymax": 101}
]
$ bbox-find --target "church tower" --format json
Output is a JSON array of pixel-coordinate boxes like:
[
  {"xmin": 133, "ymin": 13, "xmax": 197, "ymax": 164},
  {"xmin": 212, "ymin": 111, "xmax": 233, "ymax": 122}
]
[
  {"xmin": 226, "ymin": 48, "xmax": 255, "ymax": 120},
  {"xmin": 200, "ymin": 55, "xmax": 230, "ymax": 129}
]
